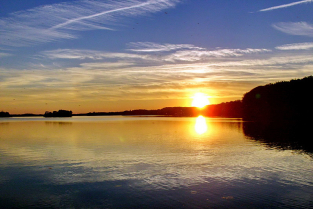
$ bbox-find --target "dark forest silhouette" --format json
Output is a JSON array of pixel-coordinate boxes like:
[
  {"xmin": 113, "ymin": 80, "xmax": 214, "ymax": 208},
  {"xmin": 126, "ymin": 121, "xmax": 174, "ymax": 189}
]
[
  {"xmin": 242, "ymin": 76, "xmax": 313, "ymax": 121},
  {"xmin": 83, "ymin": 100, "xmax": 242, "ymax": 117},
  {"xmin": 202, "ymin": 100, "xmax": 242, "ymax": 118}
]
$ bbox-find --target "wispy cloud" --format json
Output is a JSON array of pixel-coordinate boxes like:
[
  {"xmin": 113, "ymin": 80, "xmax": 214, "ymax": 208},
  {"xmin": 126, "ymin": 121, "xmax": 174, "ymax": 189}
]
[
  {"xmin": 273, "ymin": 22, "xmax": 313, "ymax": 37},
  {"xmin": 41, "ymin": 49, "xmax": 154, "ymax": 61},
  {"xmin": 41, "ymin": 46, "xmax": 271, "ymax": 63},
  {"xmin": 207, "ymin": 55, "xmax": 313, "ymax": 68},
  {"xmin": 276, "ymin": 42, "xmax": 313, "ymax": 50},
  {"xmin": 40, "ymin": 45, "xmax": 313, "ymax": 70},
  {"xmin": 163, "ymin": 48, "xmax": 271, "ymax": 62},
  {"xmin": 127, "ymin": 42, "xmax": 204, "ymax": 52},
  {"xmin": 128, "ymin": 42, "xmax": 271, "ymax": 61},
  {"xmin": 259, "ymin": 0, "xmax": 313, "ymax": 12},
  {"xmin": 80, "ymin": 62, "xmax": 134, "ymax": 69},
  {"xmin": 0, "ymin": 0, "xmax": 180, "ymax": 47},
  {"xmin": 0, "ymin": 52, "xmax": 12, "ymax": 58}
]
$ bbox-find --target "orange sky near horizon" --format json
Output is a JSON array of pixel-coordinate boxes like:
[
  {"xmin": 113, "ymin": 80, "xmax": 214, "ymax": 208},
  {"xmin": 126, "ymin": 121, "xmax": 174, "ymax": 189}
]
[{"xmin": 2, "ymin": 89, "xmax": 244, "ymax": 114}]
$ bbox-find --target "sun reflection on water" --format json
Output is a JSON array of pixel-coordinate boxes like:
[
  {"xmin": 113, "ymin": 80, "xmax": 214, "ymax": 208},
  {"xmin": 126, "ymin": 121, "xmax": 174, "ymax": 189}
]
[{"xmin": 195, "ymin": 115, "xmax": 208, "ymax": 134}]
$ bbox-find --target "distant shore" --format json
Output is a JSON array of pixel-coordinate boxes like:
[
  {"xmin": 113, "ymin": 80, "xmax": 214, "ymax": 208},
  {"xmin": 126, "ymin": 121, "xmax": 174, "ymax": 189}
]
[
  {"xmin": 1, "ymin": 101, "xmax": 242, "ymax": 118},
  {"xmin": 2, "ymin": 75, "xmax": 312, "ymax": 121}
]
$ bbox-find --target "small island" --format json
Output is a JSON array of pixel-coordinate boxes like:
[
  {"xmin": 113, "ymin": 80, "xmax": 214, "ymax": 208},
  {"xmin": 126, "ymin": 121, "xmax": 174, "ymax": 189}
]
[
  {"xmin": 44, "ymin": 110, "xmax": 72, "ymax": 117},
  {"xmin": 0, "ymin": 111, "xmax": 10, "ymax": 117}
]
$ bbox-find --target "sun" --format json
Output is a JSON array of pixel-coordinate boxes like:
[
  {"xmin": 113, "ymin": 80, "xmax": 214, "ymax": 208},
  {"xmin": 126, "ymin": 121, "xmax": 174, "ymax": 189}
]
[{"xmin": 191, "ymin": 93, "xmax": 210, "ymax": 108}]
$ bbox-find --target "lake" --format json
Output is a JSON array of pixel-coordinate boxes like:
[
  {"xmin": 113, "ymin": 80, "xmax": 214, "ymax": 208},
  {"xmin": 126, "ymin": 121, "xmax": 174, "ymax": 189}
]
[{"xmin": 0, "ymin": 116, "xmax": 312, "ymax": 208}]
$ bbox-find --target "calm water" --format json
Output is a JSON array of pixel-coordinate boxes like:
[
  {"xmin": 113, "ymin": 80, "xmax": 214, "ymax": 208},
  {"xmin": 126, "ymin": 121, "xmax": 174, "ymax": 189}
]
[{"xmin": 0, "ymin": 116, "xmax": 312, "ymax": 208}]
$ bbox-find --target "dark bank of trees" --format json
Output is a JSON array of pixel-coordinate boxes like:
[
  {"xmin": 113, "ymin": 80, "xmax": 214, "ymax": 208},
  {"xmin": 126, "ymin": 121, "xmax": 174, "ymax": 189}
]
[
  {"xmin": 82, "ymin": 111, "xmax": 122, "ymax": 116},
  {"xmin": 84, "ymin": 107, "xmax": 199, "ymax": 117},
  {"xmin": 0, "ymin": 111, "xmax": 10, "ymax": 117},
  {"xmin": 202, "ymin": 100, "xmax": 242, "ymax": 118},
  {"xmin": 44, "ymin": 110, "xmax": 72, "ymax": 117},
  {"xmin": 123, "ymin": 107, "xmax": 199, "ymax": 117},
  {"xmin": 84, "ymin": 107, "xmax": 198, "ymax": 117},
  {"xmin": 119, "ymin": 101, "xmax": 243, "ymax": 117},
  {"xmin": 242, "ymin": 76, "xmax": 313, "ymax": 121},
  {"xmin": 0, "ymin": 112, "xmax": 42, "ymax": 117},
  {"xmin": 43, "ymin": 101, "xmax": 243, "ymax": 118}
]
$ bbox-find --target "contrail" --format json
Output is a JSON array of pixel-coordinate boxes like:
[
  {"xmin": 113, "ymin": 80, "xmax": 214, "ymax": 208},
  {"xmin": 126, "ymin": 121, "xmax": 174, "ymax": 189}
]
[
  {"xmin": 259, "ymin": 0, "xmax": 312, "ymax": 12},
  {"xmin": 50, "ymin": 0, "xmax": 153, "ymax": 30}
]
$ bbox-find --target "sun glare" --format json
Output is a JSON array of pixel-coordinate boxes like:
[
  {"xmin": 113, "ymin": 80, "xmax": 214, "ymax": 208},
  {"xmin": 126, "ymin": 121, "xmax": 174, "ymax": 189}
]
[
  {"xmin": 195, "ymin": 115, "xmax": 208, "ymax": 134},
  {"xmin": 191, "ymin": 93, "xmax": 210, "ymax": 108}
]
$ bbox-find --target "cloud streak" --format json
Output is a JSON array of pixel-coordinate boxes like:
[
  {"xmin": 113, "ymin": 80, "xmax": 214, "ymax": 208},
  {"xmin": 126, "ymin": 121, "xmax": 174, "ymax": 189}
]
[
  {"xmin": 0, "ymin": 52, "xmax": 12, "ymax": 58},
  {"xmin": 39, "ymin": 44, "xmax": 313, "ymax": 71},
  {"xmin": 127, "ymin": 42, "xmax": 204, "ymax": 52},
  {"xmin": 276, "ymin": 42, "xmax": 313, "ymax": 50},
  {"xmin": 41, "ymin": 45, "xmax": 271, "ymax": 64},
  {"xmin": 207, "ymin": 55, "xmax": 313, "ymax": 68},
  {"xmin": 163, "ymin": 48, "xmax": 271, "ymax": 62},
  {"xmin": 272, "ymin": 22, "xmax": 313, "ymax": 37},
  {"xmin": 41, "ymin": 49, "xmax": 154, "ymax": 61},
  {"xmin": 0, "ymin": 0, "xmax": 180, "ymax": 47},
  {"xmin": 259, "ymin": 0, "xmax": 313, "ymax": 12}
]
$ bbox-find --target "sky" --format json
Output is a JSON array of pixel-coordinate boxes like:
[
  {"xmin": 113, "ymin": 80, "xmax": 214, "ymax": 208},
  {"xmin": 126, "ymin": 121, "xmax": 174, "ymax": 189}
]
[{"xmin": 1, "ymin": 0, "xmax": 313, "ymax": 114}]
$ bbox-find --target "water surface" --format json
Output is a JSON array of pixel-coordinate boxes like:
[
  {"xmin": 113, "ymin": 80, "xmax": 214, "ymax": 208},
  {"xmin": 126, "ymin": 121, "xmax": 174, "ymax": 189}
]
[{"xmin": 0, "ymin": 116, "xmax": 312, "ymax": 208}]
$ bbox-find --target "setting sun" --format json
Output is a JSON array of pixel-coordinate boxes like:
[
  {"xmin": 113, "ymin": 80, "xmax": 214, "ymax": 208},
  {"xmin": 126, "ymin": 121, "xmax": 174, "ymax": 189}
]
[{"xmin": 191, "ymin": 93, "xmax": 210, "ymax": 108}]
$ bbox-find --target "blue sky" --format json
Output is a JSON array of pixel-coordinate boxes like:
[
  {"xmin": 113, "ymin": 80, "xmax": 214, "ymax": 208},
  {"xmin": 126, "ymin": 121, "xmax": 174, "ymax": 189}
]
[{"xmin": 1, "ymin": 0, "xmax": 313, "ymax": 113}]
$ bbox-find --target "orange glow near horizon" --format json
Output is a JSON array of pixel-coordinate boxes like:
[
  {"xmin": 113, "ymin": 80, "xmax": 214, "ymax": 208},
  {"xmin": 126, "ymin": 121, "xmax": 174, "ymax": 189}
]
[{"xmin": 191, "ymin": 93, "xmax": 210, "ymax": 108}]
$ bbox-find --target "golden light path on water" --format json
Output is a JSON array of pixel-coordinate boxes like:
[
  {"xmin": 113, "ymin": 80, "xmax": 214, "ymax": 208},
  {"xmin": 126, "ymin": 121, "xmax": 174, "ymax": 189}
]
[
  {"xmin": 1, "ymin": 116, "xmax": 313, "ymax": 209},
  {"xmin": 194, "ymin": 115, "xmax": 208, "ymax": 135}
]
